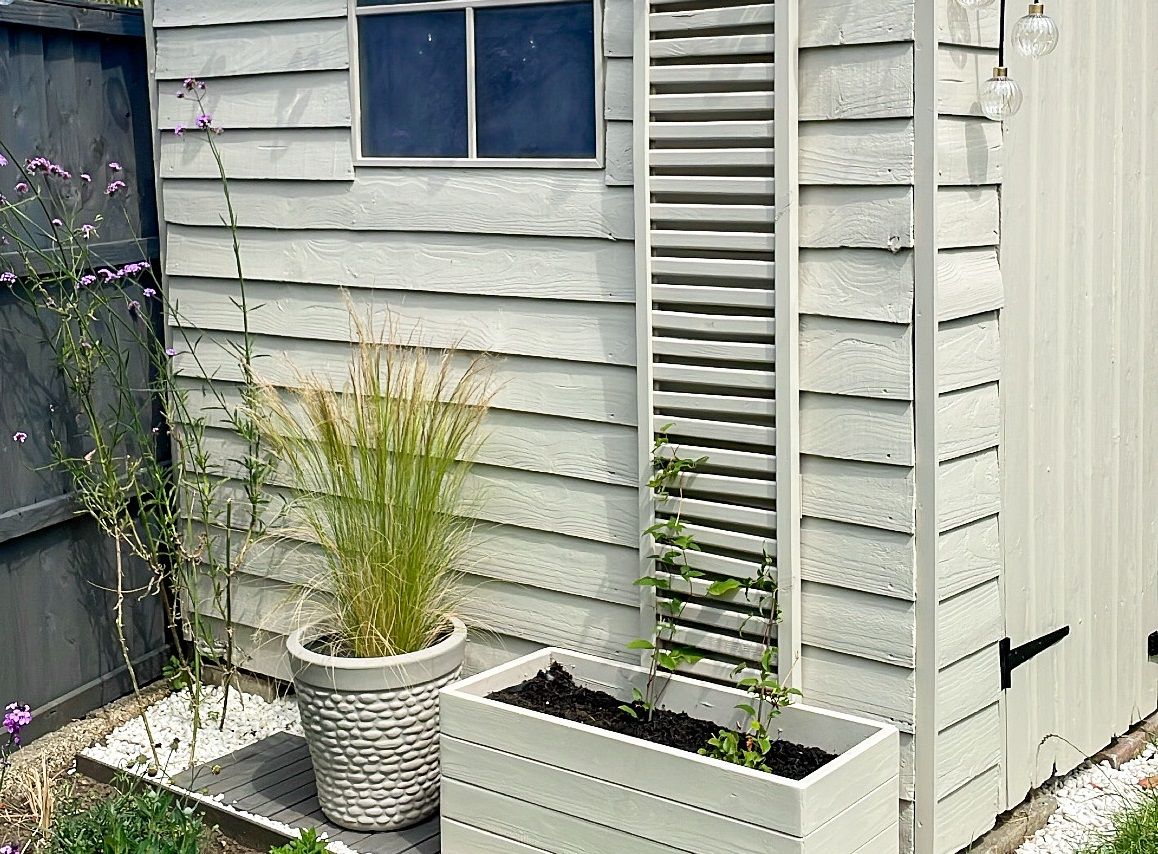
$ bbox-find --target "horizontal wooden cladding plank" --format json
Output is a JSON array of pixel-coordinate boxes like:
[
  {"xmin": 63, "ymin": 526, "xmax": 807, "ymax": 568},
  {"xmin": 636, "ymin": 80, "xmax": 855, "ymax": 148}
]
[
  {"xmin": 650, "ymin": 4, "xmax": 775, "ymax": 34},
  {"xmin": 0, "ymin": 0, "xmax": 143, "ymax": 36},
  {"xmin": 801, "ymin": 517, "xmax": 915, "ymax": 601},
  {"xmin": 652, "ymin": 362, "xmax": 773, "ymax": 391},
  {"xmin": 937, "ymin": 579, "xmax": 1002, "ymax": 668},
  {"xmin": 649, "ymin": 91, "xmax": 775, "ymax": 115},
  {"xmin": 799, "ymin": 316, "xmax": 913, "ymax": 401},
  {"xmin": 938, "ymin": 2, "xmax": 999, "ymax": 48},
  {"xmin": 938, "ymin": 313, "xmax": 1000, "ymax": 393},
  {"xmin": 654, "ymin": 441, "xmax": 775, "ymax": 479},
  {"xmin": 465, "ymin": 634, "xmax": 548, "ymax": 677},
  {"xmin": 800, "ymin": 186, "xmax": 914, "ymax": 250},
  {"xmin": 183, "ymin": 384, "xmax": 637, "ymax": 487},
  {"xmin": 168, "ymin": 278, "xmax": 636, "ymax": 366},
  {"xmin": 155, "ymin": 18, "xmax": 349, "ymax": 79},
  {"xmin": 800, "ymin": 392, "xmax": 913, "ymax": 466},
  {"xmin": 164, "ymin": 226, "xmax": 636, "ymax": 302},
  {"xmin": 938, "ymin": 448, "xmax": 1000, "ymax": 533},
  {"xmin": 938, "ymin": 383, "xmax": 1000, "ymax": 462},
  {"xmin": 935, "ymin": 768, "xmax": 1001, "ymax": 854},
  {"xmin": 159, "ymin": 129, "xmax": 354, "ymax": 181},
  {"xmin": 937, "ymin": 515, "xmax": 1000, "ymax": 603},
  {"xmin": 654, "ymin": 413, "xmax": 774, "ymax": 447},
  {"xmin": 652, "ymin": 283, "xmax": 774, "ymax": 311},
  {"xmin": 938, "ymin": 248, "xmax": 1003, "ymax": 321},
  {"xmin": 937, "ymin": 187, "xmax": 999, "ymax": 248},
  {"xmin": 648, "ymin": 120, "xmax": 773, "ymax": 143},
  {"xmin": 802, "ymin": 645, "xmax": 915, "ymax": 729},
  {"xmin": 205, "ymin": 518, "xmax": 640, "ymax": 608},
  {"xmin": 163, "ymin": 172, "xmax": 634, "ymax": 240},
  {"xmin": 650, "ymin": 175, "xmax": 774, "ymax": 197},
  {"xmin": 650, "ymin": 256, "xmax": 774, "ymax": 282},
  {"xmin": 176, "ymin": 333, "xmax": 637, "ymax": 425},
  {"xmin": 801, "ymin": 581, "xmax": 915, "ymax": 667},
  {"xmin": 938, "ymin": 116, "xmax": 1002, "ymax": 185},
  {"xmin": 155, "ymin": 72, "xmax": 351, "ymax": 130},
  {"xmin": 650, "ymin": 203, "xmax": 774, "ymax": 227},
  {"xmin": 938, "ymin": 45, "xmax": 999, "ymax": 117},
  {"xmin": 799, "ymin": 248, "xmax": 914, "ymax": 324},
  {"xmin": 799, "ymin": 0, "xmax": 913, "ymax": 47},
  {"xmin": 799, "ymin": 43, "xmax": 914, "ymax": 121},
  {"xmin": 658, "ymin": 494, "xmax": 775, "ymax": 533},
  {"xmin": 936, "ymin": 705, "xmax": 1002, "ymax": 799},
  {"xmin": 649, "ymin": 62, "xmax": 774, "ymax": 86},
  {"xmin": 605, "ymin": 121, "xmax": 634, "ymax": 187},
  {"xmin": 153, "ymin": 0, "xmax": 346, "ymax": 27},
  {"xmin": 649, "ymin": 34, "xmax": 774, "ymax": 60},
  {"xmin": 653, "ymin": 309, "xmax": 772, "ymax": 338},
  {"xmin": 604, "ymin": 58, "xmax": 632, "ymax": 120},
  {"xmin": 603, "ymin": 0, "xmax": 632, "ymax": 57},
  {"xmin": 669, "ymin": 623, "xmax": 766, "ymax": 662},
  {"xmin": 801, "ymin": 455, "xmax": 915, "ymax": 534},
  {"xmin": 678, "ymin": 470, "xmax": 775, "ymax": 504},
  {"xmin": 799, "ymin": 118, "xmax": 914, "ymax": 185},
  {"xmin": 936, "ymin": 644, "xmax": 1000, "ymax": 730},
  {"xmin": 654, "ymin": 390, "xmax": 775, "ymax": 419}
]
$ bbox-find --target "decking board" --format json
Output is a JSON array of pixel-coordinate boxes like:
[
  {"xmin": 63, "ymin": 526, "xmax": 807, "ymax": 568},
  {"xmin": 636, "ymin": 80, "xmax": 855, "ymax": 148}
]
[{"xmin": 169, "ymin": 733, "xmax": 440, "ymax": 853}]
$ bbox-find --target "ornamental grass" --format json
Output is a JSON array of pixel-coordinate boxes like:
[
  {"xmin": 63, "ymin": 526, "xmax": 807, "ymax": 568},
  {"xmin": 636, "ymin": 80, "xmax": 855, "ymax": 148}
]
[{"xmin": 256, "ymin": 312, "xmax": 492, "ymax": 659}]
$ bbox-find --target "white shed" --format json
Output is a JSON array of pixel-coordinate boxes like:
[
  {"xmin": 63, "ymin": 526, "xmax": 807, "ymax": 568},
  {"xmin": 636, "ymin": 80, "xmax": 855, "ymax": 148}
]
[{"xmin": 143, "ymin": 0, "xmax": 1158, "ymax": 851}]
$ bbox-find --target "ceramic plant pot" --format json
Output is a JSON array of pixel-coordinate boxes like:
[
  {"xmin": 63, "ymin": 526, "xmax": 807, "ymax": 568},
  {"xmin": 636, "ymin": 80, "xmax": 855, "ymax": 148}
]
[
  {"xmin": 440, "ymin": 648, "xmax": 901, "ymax": 854},
  {"xmin": 287, "ymin": 617, "xmax": 467, "ymax": 831}
]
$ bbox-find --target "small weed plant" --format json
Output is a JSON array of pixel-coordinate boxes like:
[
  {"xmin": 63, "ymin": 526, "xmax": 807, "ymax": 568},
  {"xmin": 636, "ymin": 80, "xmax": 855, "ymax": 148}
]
[
  {"xmin": 270, "ymin": 828, "xmax": 330, "ymax": 854},
  {"xmin": 49, "ymin": 784, "xmax": 206, "ymax": 854},
  {"xmin": 699, "ymin": 553, "xmax": 800, "ymax": 773},
  {"xmin": 1078, "ymin": 792, "xmax": 1158, "ymax": 854}
]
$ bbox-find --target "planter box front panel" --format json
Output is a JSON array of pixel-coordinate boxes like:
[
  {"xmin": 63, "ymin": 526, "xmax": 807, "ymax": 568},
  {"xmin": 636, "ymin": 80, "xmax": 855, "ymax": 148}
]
[{"xmin": 441, "ymin": 649, "xmax": 900, "ymax": 854}]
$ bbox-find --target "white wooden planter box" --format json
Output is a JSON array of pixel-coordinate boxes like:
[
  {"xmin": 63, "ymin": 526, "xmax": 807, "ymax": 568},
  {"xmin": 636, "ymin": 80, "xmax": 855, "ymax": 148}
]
[{"xmin": 439, "ymin": 648, "xmax": 900, "ymax": 854}]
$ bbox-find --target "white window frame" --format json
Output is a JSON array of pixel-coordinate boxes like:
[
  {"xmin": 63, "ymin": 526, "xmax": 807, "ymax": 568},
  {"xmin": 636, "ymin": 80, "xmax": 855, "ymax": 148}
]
[{"xmin": 349, "ymin": 0, "xmax": 605, "ymax": 168}]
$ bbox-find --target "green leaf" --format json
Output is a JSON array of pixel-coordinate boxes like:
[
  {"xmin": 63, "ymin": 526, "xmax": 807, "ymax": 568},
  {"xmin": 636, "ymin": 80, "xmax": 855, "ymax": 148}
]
[
  {"xmin": 626, "ymin": 639, "xmax": 656, "ymax": 650},
  {"xmin": 706, "ymin": 579, "xmax": 742, "ymax": 597},
  {"xmin": 618, "ymin": 704, "xmax": 640, "ymax": 720}
]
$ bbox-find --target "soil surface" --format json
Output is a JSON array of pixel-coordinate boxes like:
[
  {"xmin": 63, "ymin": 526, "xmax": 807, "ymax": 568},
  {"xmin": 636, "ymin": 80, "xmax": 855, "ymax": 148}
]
[{"xmin": 488, "ymin": 663, "xmax": 836, "ymax": 780}]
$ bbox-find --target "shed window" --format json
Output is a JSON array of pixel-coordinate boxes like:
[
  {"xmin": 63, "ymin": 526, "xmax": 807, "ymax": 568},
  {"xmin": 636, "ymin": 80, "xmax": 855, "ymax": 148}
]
[{"xmin": 355, "ymin": 0, "xmax": 599, "ymax": 164}]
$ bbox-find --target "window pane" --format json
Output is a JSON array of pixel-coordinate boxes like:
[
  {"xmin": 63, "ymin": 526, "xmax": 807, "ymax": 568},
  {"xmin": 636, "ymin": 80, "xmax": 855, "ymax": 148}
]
[
  {"xmin": 359, "ymin": 11, "xmax": 468, "ymax": 158},
  {"xmin": 474, "ymin": 2, "xmax": 596, "ymax": 159}
]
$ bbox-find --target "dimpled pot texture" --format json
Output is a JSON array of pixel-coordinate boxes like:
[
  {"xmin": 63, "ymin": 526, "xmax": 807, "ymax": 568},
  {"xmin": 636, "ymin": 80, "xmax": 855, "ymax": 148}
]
[{"xmin": 286, "ymin": 617, "xmax": 467, "ymax": 831}]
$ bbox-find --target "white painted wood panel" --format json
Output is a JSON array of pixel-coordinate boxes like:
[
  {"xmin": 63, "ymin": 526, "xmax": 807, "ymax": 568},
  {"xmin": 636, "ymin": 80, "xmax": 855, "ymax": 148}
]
[
  {"xmin": 803, "ymin": 645, "xmax": 916, "ymax": 729},
  {"xmin": 153, "ymin": 0, "xmax": 345, "ymax": 27},
  {"xmin": 799, "ymin": 0, "xmax": 913, "ymax": 48},
  {"xmin": 799, "ymin": 249, "xmax": 914, "ymax": 323},
  {"xmin": 800, "ymin": 119, "xmax": 913, "ymax": 185},
  {"xmin": 937, "ymin": 248, "xmax": 1002, "ymax": 321},
  {"xmin": 800, "ymin": 518, "xmax": 915, "ymax": 601},
  {"xmin": 937, "ymin": 314, "xmax": 1000, "ymax": 393},
  {"xmin": 800, "ymin": 186, "xmax": 913, "ymax": 250},
  {"xmin": 936, "ymin": 579, "xmax": 1002, "ymax": 668},
  {"xmin": 164, "ymin": 227, "xmax": 635, "ymax": 303},
  {"xmin": 800, "ymin": 43, "xmax": 914, "ymax": 120},
  {"xmin": 935, "ymin": 705, "xmax": 1002, "ymax": 798},
  {"xmin": 155, "ymin": 72, "xmax": 351, "ymax": 130},
  {"xmin": 937, "ymin": 117, "xmax": 1001, "ymax": 185},
  {"xmin": 801, "ymin": 582, "xmax": 915, "ymax": 667},
  {"xmin": 936, "ymin": 187, "xmax": 999, "ymax": 248},
  {"xmin": 800, "ymin": 393, "xmax": 913, "ymax": 466},
  {"xmin": 801, "ymin": 456, "xmax": 915, "ymax": 535},
  {"xmin": 155, "ymin": 19, "xmax": 349, "ymax": 78},
  {"xmin": 937, "ymin": 383, "xmax": 999, "ymax": 461},
  {"xmin": 605, "ymin": 121, "xmax": 633, "ymax": 186},
  {"xmin": 604, "ymin": 58, "xmax": 633, "ymax": 120},
  {"xmin": 935, "ymin": 644, "xmax": 1001, "ymax": 732},
  {"xmin": 163, "ymin": 173, "xmax": 634, "ymax": 239},
  {"xmin": 937, "ymin": 45, "xmax": 997, "ymax": 117},
  {"xmin": 800, "ymin": 316, "xmax": 913, "ymax": 401},
  {"xmin": 937, "ymin": 449, "xmax": 1000, "ymax": 532},
  {"xmin": 936, "ymin": 516, "xmax": 1000, "ymax": 602},
  {"xmin": 933, "ymin": 765, "xmax": 1001, "ymax": 854},
  {"xmin": 159, "ymin": 129, "xmax": 354, "ymax": 181}
]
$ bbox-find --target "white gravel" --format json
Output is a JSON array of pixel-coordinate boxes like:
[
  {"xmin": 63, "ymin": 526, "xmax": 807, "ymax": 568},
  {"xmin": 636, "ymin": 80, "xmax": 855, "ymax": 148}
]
[
  {"xmin": 1017, "ymin": 744, "xmax": 1158, "ymax": 853},
  {"xmin": 78, "ymin": 686, "xmax": 363, "ymax": 854}
]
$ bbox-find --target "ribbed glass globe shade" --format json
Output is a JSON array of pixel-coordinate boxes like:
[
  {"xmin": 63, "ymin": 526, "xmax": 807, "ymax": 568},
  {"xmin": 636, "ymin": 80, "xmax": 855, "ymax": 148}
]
[
  {"xmin": 955, "ymin": 0, "xmax": 997, "ymax": 8},
  {"xmin": 1013, "ymin": 5, "xmax": 1060, "ymax": 57},
  {"xmin": 981, "ymin": 70, "xmax": 1024, "ymax": 121},
  {"xmin": 0, "ymin": 1, "xmax": 15, "ymax": 7}
]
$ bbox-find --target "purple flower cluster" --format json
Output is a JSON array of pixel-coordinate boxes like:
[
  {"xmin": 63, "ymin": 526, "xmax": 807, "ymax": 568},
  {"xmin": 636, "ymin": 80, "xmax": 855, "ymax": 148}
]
[
  {"xmin": 11, "ymin": 432, "xmax": 27, "ymax": 444},
  {"xmin": 3, "ymin": 702, "xmax": 31, "ymax": 745},
  {"xmin": 0, "ymin": 153, "xmax": 7, "ymax": 167},
  {"xmin": 1, "ymin": 843, "xmax": 21, "ymax": 854},
  {"xmin": 80, "ymin": 223, "xmax": 97, "ymax": 240},
  {"xmin": 25, "ymin": 157, "xmax": 71, "ymax": 180},
  {"xmin": 0, "ymin": 272, "xmax": 15, "ymax": 285},
  {"xmin": 105, "ymin": 179, "xmax": 127, "ymax": 196},
  {"xmin": 14, "ymin": 182, "xmax": 28, "ymax": 195}
]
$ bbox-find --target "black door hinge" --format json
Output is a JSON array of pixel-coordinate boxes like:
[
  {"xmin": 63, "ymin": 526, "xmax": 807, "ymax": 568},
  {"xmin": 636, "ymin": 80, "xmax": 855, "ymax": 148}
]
[
  {"xmin": 1148, "ymin": 631, "xmax": 1158, "ymax": 658},
  {"xmin": 1000, "ymin": 626, "xmax": 1070, "ymax": 690}
]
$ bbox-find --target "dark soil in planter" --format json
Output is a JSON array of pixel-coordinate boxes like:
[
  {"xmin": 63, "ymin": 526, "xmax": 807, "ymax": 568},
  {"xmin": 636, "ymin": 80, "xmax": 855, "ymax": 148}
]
[{"xmin": 487, "ymin": 663, "xmax": 836, "ymax": 780}]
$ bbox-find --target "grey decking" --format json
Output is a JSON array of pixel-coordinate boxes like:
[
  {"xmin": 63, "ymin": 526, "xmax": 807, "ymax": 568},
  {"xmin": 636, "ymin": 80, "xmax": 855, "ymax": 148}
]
[{"xmin": 171, "ymin": 732, "xmax": 440, "ymax": 854}]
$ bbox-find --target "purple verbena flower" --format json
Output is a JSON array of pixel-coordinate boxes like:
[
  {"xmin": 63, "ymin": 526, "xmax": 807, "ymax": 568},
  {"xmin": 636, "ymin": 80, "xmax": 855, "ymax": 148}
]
[
  {"xmin": 78, "ymin": 274, "xmax": 97, "ymax": 288},
  {"xmin": 25, "ymin": 157, "xmax": 70, "ymax": 179},
  {"xmin": 4, "ymin": 702, "xmax": 31, "ymax": 745},
  {"xmin": 14, "ymin": 182, "xmax": 29, "ymax": 195},
  {"xmin": 143, "ymin": 287, "xmax": 157, "ymax": 298},
  {"xmin": 0, "ymin": 154, "xmax": 7, "ymax": 167},
  {"xmin": 105, "ymin": 179, "xmax": 126, "ymax": 196},
  {"xmin": 174, "ymin": 123, "xmax": 186, "ymax": 137},
  {"xmin": 11, "ymin": 432, "xmax": 27, "ymax": 444},
  {"xmin": 0, "ymin": 272, "xmax": 15, "ymax": 285},
  {"xmin": 109, "ymin": 161, "xmax": 122, "ymax": 172},
  {"xmin": 50, "ymin": 218, "xmax": 62, "ymax": 228},
  {"xmin": 195, "ymin": 113, "xmax": 213, "ymax": 129},
  {"xmin": 127, "ymin": 299, "xmax": 141, "ymax": 318},
  {"xmin": 81, "ymin": 172, "xmax": 91, "ymax": 183},
  {"xmin": 1, "ymin": 843, "xmax": 22, "ymax": 854},
  {"xmin": 80, "ymin": 223, "xmax": 97, "ymax": 240},
  {"xmin": 165, "ymin": 347, "xmax": 177, "ymax": 357}
]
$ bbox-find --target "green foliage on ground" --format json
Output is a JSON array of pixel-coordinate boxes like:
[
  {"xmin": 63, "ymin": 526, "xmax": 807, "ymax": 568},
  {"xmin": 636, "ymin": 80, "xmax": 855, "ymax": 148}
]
[
  {"xmin": 49, "ymin": 786, "xmax": 206, "ymax": 854},
  {"xmin": 269, "ymin": 828, "xmax": 329, "ymax": 854},
  {"xmin": 1079, "ymin": 793, "xmax": 1158, "ymax": 854}
]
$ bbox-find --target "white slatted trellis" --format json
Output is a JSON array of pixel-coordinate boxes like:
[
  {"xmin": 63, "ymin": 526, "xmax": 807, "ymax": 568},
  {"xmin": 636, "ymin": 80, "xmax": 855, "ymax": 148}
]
[{"xmin": 641, "ymin": 1, "xmax": 777, "ymax": 682}]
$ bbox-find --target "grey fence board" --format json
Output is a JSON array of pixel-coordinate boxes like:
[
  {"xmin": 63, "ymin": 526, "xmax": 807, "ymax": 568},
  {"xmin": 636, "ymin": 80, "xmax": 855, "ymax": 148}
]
[{"xmin": 0, "ymin": 0, "xmax": 164, "ymax": 737}]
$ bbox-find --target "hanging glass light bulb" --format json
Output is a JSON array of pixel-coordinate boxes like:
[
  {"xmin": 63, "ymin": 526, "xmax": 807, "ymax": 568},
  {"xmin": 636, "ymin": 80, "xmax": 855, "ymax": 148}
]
[
  {"xmin": 1013, "ymin": 3, "xmax": 1060, "ymax": 57},
  {"xmin": 954, "ymin": 0, "xmax": 997, "ymax": 8},
  {"xmin": 980, "ymin": 67, "xmax": 1024, "ymax": 121}
]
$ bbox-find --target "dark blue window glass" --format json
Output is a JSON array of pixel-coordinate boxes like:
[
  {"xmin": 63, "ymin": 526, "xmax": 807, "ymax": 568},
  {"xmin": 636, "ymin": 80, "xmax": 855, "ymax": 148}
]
[
  {"xmin": 474, "ymin": 3, "xmax": 596, "ymax": 159},
  {"xmin": 359, "ymin": 11, "xmax": 468, "ymax": 157}
]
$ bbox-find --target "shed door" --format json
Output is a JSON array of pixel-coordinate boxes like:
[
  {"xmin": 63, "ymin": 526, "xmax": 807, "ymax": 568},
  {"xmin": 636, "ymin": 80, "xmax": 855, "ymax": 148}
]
[{"xmin": 640, "ymin": 2, "xmax": 778, "ymax": 679}]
